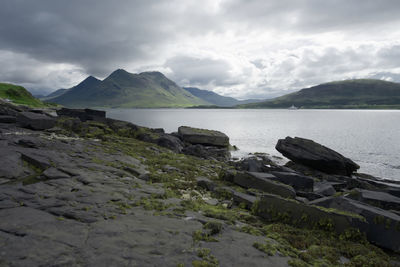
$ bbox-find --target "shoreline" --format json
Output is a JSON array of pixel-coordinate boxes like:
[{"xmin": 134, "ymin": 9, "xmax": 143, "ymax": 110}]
[{"xmin": 1, "ymin": 102, "xmax": 400, "ymax": 266}]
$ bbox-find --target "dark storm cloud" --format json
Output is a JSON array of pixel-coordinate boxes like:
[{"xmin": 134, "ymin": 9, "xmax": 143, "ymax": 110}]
[{"xmin": 0, "ymin": 0, "xmax": 400, "ymax": 97}]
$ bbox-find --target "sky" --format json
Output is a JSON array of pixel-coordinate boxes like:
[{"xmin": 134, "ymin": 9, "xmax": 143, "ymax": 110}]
[{"xmin": 1, "ymin": 0, "xmax": 400, "ymax": 99}]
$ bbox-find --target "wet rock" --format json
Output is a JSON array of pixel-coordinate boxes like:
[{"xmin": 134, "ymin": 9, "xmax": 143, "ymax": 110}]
[
  {"xmin": 0, "ymin": 115, "xmax": 16, "ymax": 123},
  {"xmin": 254, "ymin": 193, "xmax": 367, "ymax": 234},
  {"xmin": 348, "ymin": 189, "xmax": 400, "ymax": 212},
  {"xmin": 311, "ymin": 196, "xmax": 400, "ymax": 252},
  {"xmin": 17, "ymin": 111, "xmax": 56, "ymax": 130},
  {"xmin": 178, "ymin": 126, "xmax": 229, "ymax": 147},
  {"xmin": 276, "ymin": 136, "xmax": 359, "ymax": 176},
  {"xmin": 56, "ymin": 107, "xmax": 106, "ymax": 122},
  {"xmin": 157, "ymin": 134, "xmax": 183, "ymax": 153},
  {"xmin": 233, "ymin": 172, "xmax": 296, "ymax": 199},
  {"xmin": 314, "ymin": 181, "xmax": 337, "ymax": 196},
  {"xmin": 270, "ymin": 171, "xmax": 314, "ymax": 192}
]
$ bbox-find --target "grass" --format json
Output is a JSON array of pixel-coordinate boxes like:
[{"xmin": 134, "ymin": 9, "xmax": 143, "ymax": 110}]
[{"xmin": 0, "ymin": 82, "xmax": 52, "ymax": 107}]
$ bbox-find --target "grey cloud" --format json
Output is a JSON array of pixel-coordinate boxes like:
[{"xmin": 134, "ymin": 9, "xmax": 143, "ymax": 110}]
[
  {"xmin": 221, "ymin": 0, "xmax": 400, "ymax": 33},
  {"xmin": 1, "ymin": 0, "xmax": 400, "ymax": 98},
  {"xmin": 165, "ymin": 56, "xmax": 237, "ymax": 87}
]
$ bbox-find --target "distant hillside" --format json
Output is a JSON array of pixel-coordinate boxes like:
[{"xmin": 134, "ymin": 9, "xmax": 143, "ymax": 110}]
[
  {"xmin": 0, "ymin": 83, "xmax": 48, "ymax": 107},
  {"xmin": 50, "ymin": 69, "xmax": 209, "ymax": 108},
  {"xmin": 239, "ymin": 79, "xmax": 400, "ymax": 109},
  {"xmin": 43, "ymin": 88, "xmax": 68, "ymax": 100},
  {"xmin": 183, "ymin": 87, "xmax": 263, "ymax": 107}
]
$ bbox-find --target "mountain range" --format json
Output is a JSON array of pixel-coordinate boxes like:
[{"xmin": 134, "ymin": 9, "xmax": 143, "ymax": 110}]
[
  {"xmin": 45, "ymin": 69, "xmax": 262, "ymax": 108},
  {"xmin": 49, "ymin": 69, "xmax": 211, "ymax": 108},
  {"xmin": 239, "ymin": 79, "xmax": 400, "ymax": 109},
  {"xmin": 20, "ymin": 70, "xmax": 400, "ymax": 109}
]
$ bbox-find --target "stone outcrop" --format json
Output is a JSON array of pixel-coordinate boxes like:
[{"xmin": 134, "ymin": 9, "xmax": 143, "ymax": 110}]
[
  {"xmin": 311, "ymin": 196, "xmax": 400, "ymax": 252},
  {"xmin": 233, "ymin": 171, "xmax": 296, "ymax": 199},
  {"xmin": 254, "ymin": 193, "xmax": 367, "ymax": 234},
  {"xmin": 17, "ymin": 112, "xmax": 56, "ymax": 130},
  {"xmin": 276, "ymin": 136, "xmax": 360, "ymax": 176},
  {"xmin": 178, "ymin": 126, "xmax": 229, "ymax": 147},
  {"xmin": 56, "ymin": 107, "xmax": 106, "ymax": 122}
]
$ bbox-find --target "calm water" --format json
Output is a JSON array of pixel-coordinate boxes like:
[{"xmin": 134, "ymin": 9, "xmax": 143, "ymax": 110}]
[{"xmin": 107, "ymin": 109, "xmax": 400, "ymax": 181}]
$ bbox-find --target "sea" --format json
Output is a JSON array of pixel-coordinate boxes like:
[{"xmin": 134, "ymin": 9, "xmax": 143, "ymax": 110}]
[{"xmin": 106, "ymin": 109, "xmax": 400, "ymax": 181}]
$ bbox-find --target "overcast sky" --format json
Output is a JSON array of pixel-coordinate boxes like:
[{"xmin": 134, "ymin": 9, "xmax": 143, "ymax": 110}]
[{"xmin": 1, "ymin": 0, "xmax": 400, "ymax": 99}]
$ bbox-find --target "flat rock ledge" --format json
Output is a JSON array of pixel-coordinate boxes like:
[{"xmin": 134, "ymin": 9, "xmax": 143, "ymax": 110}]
[{"xmin": 0, "ymin": 102, "xmax": 399, "ymax": 266}]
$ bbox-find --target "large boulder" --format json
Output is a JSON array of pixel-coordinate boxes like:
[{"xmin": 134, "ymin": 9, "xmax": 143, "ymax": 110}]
[
  {"xmin": 311, "ymin": 196, "xmax": 400, "ymax": 252},
  {"xmin": 178, "ymin": 126, "xmax": 229, "ymax": 147},
  {"xmin": 276, "ymin": 137, "xmax": 359, "ymax": 176},
  {"xmin": 57, "ymin": 108, "xmax": 106, "ymax": 122},
  {"xmin": 233, "ymin": 171, "xmax": 296, "ymax": 199},
  {"xmin": 17, "ymin": 112, "xmax": 56, "ymax": 130}
]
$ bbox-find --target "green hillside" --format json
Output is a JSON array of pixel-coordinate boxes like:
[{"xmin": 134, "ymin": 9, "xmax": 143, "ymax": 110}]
[
  {"xmin": 183, "ymin": 87, "xmax": 262, "ymax": 107},
  {"xmin": 240, "ymin": 79, "xmax": 400, "ymax": 109},
  {"xmin": 51, "ymin": 69, "xmax": 209, "ymax": 108},
  {"xmin": 0, "ymin": 83, "xmax": 48, "ymax": 107}
]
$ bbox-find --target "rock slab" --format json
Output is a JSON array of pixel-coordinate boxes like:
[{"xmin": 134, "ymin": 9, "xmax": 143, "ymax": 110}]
[
  {"xmin": 178, "ymin": 126, "xmax": 229, "ymax": 147},
  {"xmin": 276, "ymin": 136, "xmax": 359, "ymax": 176}
]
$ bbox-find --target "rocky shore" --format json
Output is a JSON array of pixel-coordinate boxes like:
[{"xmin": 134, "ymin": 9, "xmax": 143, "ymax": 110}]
[{"xmin": 1, "ymin": 100, "xmax": 400, "ymax": 266}]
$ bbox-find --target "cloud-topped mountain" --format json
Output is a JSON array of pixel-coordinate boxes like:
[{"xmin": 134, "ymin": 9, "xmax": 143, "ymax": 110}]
[{"xmin": 50, "ymin": 69, "xmax": 208, "ymax": 108}]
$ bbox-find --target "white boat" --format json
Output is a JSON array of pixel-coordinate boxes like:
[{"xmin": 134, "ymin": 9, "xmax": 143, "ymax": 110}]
[{"xmin": 288, "ymin": 105, "xmax": 298, "ymax": 110}]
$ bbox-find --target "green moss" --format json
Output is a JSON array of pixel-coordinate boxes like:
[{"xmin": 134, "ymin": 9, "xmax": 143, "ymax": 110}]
[
  {"xmin": 203, "ymin": 221, "xmax": 223, "ymax": 235},
  {"xmin": 133, "ymin": 197, "xmax": 170, "ymax": 211},
  {"xmin": 192, "ymin": 230, "xmax": 218, "ymax": 242}
]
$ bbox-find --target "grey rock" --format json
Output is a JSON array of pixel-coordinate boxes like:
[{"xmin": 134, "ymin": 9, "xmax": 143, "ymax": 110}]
[
  {"xmin": 311, "ymin": 196, "xmax": 400, "ymax": 252},
  {"xmin": 19, "ymin": 149, "xmax": 51, "ymax": 170},
  {"xmin": 296, "ymin": 191, "xmax": 324, "ymax": 201},
  {"xmin": 276, "ymin": 136, "xmax": 359, "ymax": 176},
  {"xmin": 57, "ymin": 107, "xmax": 106, "ymax": 122},
  {"xmin": 0, "ymin": 115, "xmax": 16, "ymax": 123},
  {"xmin": 17, "ymin": 111, "xmax": 56, "ymax": 130},
  {"xmin": 0, "ymin": 148, "xmax": 29, "ymax": 179},
  {"xmin": 233, "ymin": 172, "xmax": 296, "ymax": 199},
  {"xmin": 314, "ymin": 182, "xmax": 337, "ymax": 196},
  {"xmin": 219, "ymin": 169, "xmax": 236, "ymax": 182},
  {"xmin": 254, "ymin": 193, "xmax": 367, "ymax": 234},
  {"xmin": 196, "ymin": 177, "xmax": 215, "ymax": 191},
  {"xmin": 178, "ymin": 126, "xmax": 229, "ymax": 147},
  {"xmin": 42, "ymin": 167, "xmax": 71, "ymax": 180},
  {"xmin": 270, "ymin": 171, "xmax": 314, "ymax": 192},
  {"xmin": 157, "ymin": 134, "xmax": 183, "ymax": 153},
  {"xmin": 182, "ymin": 144, "xmax": 230, "ymax": 161},
  {"xmin": 348, "ymin": 189, "xmax": 400, "ymax": 212}
]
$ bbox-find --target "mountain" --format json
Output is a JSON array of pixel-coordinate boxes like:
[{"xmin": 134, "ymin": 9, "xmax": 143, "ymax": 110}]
[
  {"xmin": 50, "ymin": 69, "xmax": 209, "ymax": 108},
  {"xmin": 43, "ymin": 88, "xmax": 69, "ymax": 99},
  {"xmin": 0, "ymin": 83, "xmax": 48, "ymax": 107},
  {"xmin": 183, "ymin": 87, "xmax": 263, "ymax": 107},
  {"xmin": 239, "ymin": 79, "xmax": 400, "ymax": 109}
]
